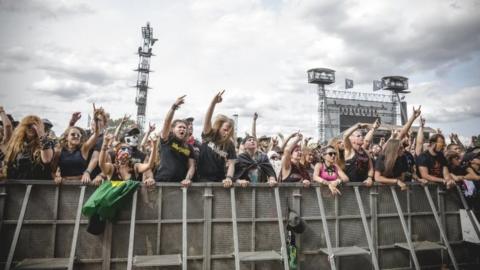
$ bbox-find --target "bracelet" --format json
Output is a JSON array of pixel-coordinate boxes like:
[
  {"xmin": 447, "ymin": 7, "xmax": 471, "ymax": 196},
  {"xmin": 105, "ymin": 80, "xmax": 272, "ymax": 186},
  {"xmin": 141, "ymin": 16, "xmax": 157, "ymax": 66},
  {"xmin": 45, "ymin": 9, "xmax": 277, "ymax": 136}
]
[
  {"xmin": 84, "ymin": 169, "xmax": 92, "ymax": 175},
  {"xmin": 226, "ymin": 176, "xmax": 233, "ymax": 180},
  {"xmin": 172, "ymin": 104, "xmax": 179, "ymax": 110}
]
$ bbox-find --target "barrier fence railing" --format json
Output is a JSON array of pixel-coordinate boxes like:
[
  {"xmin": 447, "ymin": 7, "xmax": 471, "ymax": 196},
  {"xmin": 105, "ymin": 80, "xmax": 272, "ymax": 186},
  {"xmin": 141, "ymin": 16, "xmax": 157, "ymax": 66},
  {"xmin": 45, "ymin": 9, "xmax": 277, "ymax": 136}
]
[{"xmin": 0, "ymin": 180, "xmax": 479, "ymax": 270}]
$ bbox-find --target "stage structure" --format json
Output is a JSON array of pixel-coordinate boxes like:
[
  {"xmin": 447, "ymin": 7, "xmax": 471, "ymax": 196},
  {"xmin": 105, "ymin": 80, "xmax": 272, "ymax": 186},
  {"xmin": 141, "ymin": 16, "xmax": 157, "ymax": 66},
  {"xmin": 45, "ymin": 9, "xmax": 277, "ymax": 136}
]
[
  {"xmin": 134, "ymin": 22, "xmax": 157, "ymax": 130},
  {"xmin": 308, "ymin": 68, "xmax": 400, "ymax": 143}
]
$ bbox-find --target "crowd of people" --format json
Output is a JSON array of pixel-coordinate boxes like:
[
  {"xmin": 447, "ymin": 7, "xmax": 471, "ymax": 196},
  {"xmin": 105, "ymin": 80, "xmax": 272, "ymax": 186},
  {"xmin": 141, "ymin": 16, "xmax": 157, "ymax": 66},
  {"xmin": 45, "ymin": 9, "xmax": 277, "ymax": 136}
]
[{"xmin": 1, "ymin": 91, "xmax": 480, "ymax": 207}]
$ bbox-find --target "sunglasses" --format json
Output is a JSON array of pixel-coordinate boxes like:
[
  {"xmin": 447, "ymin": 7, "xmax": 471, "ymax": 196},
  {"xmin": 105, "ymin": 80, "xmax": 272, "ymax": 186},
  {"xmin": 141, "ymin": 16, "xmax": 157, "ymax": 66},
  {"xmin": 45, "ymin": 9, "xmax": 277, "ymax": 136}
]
[
  {"xmin": 325, "ymin": 152, "xmax": 337, "ymax": 157},
  {"xmin": 69, "ymin": 133, "xmax": 81, "ymax": 138}
]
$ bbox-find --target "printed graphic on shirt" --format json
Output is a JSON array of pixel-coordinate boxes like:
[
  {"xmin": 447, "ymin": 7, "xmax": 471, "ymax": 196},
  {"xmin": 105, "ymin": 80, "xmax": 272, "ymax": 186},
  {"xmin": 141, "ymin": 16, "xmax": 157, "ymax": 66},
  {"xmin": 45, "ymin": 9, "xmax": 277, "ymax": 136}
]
[
  {"xmin": 207, "ymin": 141, "xmax": 228, "ymax": 159},
  {"xmin": 172, "ymin": 142, "xmax": 191, "ymax": 157}
]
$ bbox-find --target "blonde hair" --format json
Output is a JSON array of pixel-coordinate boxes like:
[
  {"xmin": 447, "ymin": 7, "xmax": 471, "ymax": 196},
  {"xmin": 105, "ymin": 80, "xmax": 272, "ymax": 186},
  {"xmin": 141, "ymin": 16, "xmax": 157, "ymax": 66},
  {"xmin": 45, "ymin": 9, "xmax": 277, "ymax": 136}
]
[
  {"xmin": 5, "ymin": 115, "xmax": 43, "ymax": 165},
  {"xmin": 58, "ymin": 126, "xmax": 86, "ymax": 149},
  {"xmin": 328, "ymin": 137, "xmax": 345, "ymax": 170},
  {"xmin": 211, "ymin": 114, "xmax": 235, "ymax": 145}
]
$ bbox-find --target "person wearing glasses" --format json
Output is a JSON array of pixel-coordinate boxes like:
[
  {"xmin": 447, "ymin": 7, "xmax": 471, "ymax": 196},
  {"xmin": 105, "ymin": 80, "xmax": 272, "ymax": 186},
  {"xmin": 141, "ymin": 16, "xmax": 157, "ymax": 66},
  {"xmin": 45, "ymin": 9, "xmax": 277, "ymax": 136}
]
[
  {"xmin": 343, "ymin": 123, "xmax": 375, "ymax": 186},
  {"xmin": 313, "ymin": 146, "xmax": 349, "ymax": 195},
  {"xmin": 417, "ymin": 134, "xmax": 456, "ymax": 189},
  {"xmin": 52, "ymin": 124, "xmax": 99, "ymax": 184}
]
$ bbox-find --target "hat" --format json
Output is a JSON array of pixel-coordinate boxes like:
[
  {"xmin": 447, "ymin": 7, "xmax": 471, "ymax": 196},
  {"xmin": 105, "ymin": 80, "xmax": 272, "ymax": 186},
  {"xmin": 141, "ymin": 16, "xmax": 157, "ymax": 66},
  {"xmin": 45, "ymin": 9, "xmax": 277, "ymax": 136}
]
[
  {"xmin": 42, "ymin": 118, "xmax": 53, "ymax": 129},
  {"xmin": 463, "ymin": 151, "xmax": 480, "ymax": 163},
  {"xmin": 286, "ymin": 210, "xmax": 306, "ymax": 234},
  {"xmin": 184, "ymin": 117, "xmax": 194, "ymax": 123},
  {"xmin": 125, "ymin": 127, "xmax": 140, "ymax": 136},
  {"xmin": 258, "ymin": 135, "xmax": 269, "ymax": 141}
]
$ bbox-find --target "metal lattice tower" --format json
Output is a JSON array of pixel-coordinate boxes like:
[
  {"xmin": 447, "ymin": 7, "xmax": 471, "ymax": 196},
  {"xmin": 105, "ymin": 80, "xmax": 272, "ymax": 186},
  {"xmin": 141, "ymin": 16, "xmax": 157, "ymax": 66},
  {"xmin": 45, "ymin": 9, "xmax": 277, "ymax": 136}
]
[
  {"xmin": 308, "ymin": 68, "xmax": 336, "ymax": 143},
  {"xmin": 135, "ymin": 22, "xmax": 157, "ymax": 129}
]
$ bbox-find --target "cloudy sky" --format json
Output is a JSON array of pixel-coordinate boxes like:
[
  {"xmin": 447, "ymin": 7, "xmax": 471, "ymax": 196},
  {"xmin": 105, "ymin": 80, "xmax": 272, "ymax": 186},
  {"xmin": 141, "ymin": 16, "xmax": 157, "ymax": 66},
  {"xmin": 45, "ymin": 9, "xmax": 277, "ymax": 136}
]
[{"xmin": 1, "ymin": 0, "xmax": 479, "ymax": 140}]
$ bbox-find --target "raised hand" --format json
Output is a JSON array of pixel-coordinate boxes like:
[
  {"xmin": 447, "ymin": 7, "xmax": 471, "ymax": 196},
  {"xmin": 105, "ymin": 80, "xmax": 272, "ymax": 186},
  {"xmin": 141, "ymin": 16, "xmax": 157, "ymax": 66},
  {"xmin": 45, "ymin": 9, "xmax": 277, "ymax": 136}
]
[
  {"xmin": 412, "ymin": 105, "xmax": 422, "ymax": 118},
  {"xmin": 253, "ymin": 112, "xmax": 258, "ymax": 121},
  {"xmin": 148, "ymin": 122, "xmax": 156, "ymax": 133},
  {"xmin": 121, "ymin": 114, "xmax": 131, "ymax": 123},
  {"xmin": 212, "ymin": 90, "xmax": 225, "ymax": 104},
  {"xmin": 372, "ymin": 118, "xmax": 381, "ymax": 129},
  {"xmin": 420, "ymin": 116, "xmax": 426, "ymax": 127},
  {"xmin": 70, "ymin": 112, "xmax": 81, "ymax": 125},
  {"xmin": 174, "ymin": 95, "xmax": 186, "ymax": 108}
]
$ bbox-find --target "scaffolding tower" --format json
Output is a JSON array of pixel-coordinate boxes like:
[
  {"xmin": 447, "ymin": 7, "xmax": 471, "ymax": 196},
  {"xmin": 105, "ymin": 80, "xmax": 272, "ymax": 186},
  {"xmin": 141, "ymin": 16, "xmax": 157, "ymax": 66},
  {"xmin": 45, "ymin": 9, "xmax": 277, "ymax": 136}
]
[{"xmin": 135, "ymin": 22, "xmax": 157, "ymax": 129}]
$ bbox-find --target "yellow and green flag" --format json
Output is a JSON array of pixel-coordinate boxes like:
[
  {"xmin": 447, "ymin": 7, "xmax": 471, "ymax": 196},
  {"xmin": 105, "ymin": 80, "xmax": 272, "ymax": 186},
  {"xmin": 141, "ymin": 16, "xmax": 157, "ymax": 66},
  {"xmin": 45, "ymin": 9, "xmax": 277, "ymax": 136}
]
[{"xmin": 82, "ymin": 180, "xmax": 139, "ymax": 221}]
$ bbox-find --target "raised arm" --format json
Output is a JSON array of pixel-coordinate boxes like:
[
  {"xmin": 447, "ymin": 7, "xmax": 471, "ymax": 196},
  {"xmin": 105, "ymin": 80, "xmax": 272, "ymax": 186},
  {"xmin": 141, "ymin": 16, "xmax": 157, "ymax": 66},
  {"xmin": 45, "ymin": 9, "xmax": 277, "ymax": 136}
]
[
  {"xmin": 281, "ymin": 133, "xmax": 302, "ymax": 174},
  {"xmin": 251, "ymin": 112, "xmax": 258, "ymax": 138},
  {"xmin": 0, "ymin": 106, "xmax": 12, "ymax": 145},
  {"xmin": 161, "ymin": 95, "xmax": 186, "ymax": 140},
  {"xmin": 415, "ymin": 117, "xmax": 425, "ymax": 156},
  {"xmin": 99, "ymin": 133, "xmax": 114, "ymax": 177},
  {"xmin": 203, "ymin": 90, "xmax": 225, "ymax": 135},
  {"xmin": 81, "ymin": 115, "xmax": 100, "ymax": 159},
  {"xmin": 68, "ymin": 112, "xmax": 82, "ymax": 127},
  {"xmin": 140, "ymin": 122, "xmax": 156, "ymax": 152},
  {"xmin": 363, "ymin": 119, "xmax": 380, "ymax": 150},
  {"xmin": 280, "ymin": 132, "xmax": 296, "ymax": 154},
  {"xmin": 397, "ymin": 106, "xmax": 421, "ymax": 140},
  {"xmin": 33, "ymin": 123, "xmax": 53, "ymax": 164},
  {"xmin": 114, "ymin": 114, "xmax": 130, "ymax": 142},
  {"xmin": 343, "ymin": 123, "xmax": 363, "ymax": 152},
  {"xmin": 136, "ymin": 136, "xmax": 158, "ymax": 173}
]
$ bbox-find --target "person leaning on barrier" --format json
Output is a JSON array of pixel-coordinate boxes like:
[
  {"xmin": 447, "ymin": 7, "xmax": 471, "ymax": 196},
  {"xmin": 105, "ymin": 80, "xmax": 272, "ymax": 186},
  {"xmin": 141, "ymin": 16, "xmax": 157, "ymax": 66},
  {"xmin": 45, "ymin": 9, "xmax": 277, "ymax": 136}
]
[
  {"xmin": 153, "ymin": 95, "xmax": 195, "ymax": 187},
  {"xmin": 374, "ymin": 139, "xmax": 408, "ymax": 191},
  {"xmin": 4, "ymin": 115, "xmax": 54, "ymax": 180},
  {"xmin": 417, "ymin": 133, "xmax": 456, "ymax": 189},
  {"xmin": 313, "ymin": 145, "xmax": 349, "ymax": 196},
  {"xmin": 233, "ymin": 136, "xmax": 277, "ymax": 187},
  {"xmin": 343, "ymin": 122, "xmax": 375, "ymax": 186},
  {"xmin": 52, "ymin": 124, "xmax": 99, "ymax": 184},
  {"xmin": 99, "ymin": 132, "xmax": 157, "ymax": 181},
  {"xmin": 0, "ymin": 106, "xmax": 13, "ymax": 178},
  {"xmin": 197, "ymin": 90, "xmax": 237, "ymax": 188},
  {"xmin": 280, "ymin": 132, "xmax": 311, "ymax": 188}
]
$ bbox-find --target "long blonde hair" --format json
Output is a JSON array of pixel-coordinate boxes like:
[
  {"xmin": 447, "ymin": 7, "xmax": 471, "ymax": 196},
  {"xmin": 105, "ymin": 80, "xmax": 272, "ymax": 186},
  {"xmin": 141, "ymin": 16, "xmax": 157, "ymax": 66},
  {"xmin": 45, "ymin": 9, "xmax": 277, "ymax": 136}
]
[
  {"xmin": 211, "ymin": 114, "xmax": 235, "ymax": 145},
  {"xmin": 328, "ymin": 137, "xmax": 345, "ymax": 170},
  {"xmin": 383, "ymin": 139, "xmax": 401, "ymax": 177},
  {"xmin": 5, "ymin": 115, "xmax": 43, "ymax": 164},
  {"xmin": 58, "ymin": 126, "xmax": 86, "ymax": 149}
]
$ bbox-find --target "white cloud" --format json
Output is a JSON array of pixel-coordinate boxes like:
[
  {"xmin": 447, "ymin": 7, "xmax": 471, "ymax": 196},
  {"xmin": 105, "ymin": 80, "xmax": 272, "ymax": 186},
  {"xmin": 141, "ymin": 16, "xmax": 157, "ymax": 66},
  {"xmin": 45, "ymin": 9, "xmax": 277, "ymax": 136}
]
[{"xmin": 0, "ymin": 0, "xmax": 479, "ymax": 138}]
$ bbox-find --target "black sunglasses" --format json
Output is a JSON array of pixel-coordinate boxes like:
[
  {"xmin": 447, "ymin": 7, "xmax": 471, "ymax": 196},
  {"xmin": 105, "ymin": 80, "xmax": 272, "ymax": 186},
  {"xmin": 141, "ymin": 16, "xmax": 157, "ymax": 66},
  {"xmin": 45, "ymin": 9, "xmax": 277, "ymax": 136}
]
[{"xmin": 325, "ymin": 152, "xmax": 337, "ymax": 157}]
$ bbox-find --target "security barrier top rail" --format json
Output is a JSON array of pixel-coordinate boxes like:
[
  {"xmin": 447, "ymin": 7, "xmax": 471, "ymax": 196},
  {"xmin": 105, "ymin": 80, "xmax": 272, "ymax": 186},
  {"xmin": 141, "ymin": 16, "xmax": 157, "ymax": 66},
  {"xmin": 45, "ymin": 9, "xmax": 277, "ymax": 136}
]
[{"xmin": 0, "ymin": 180, "xmax": 479, "ymax": 270}]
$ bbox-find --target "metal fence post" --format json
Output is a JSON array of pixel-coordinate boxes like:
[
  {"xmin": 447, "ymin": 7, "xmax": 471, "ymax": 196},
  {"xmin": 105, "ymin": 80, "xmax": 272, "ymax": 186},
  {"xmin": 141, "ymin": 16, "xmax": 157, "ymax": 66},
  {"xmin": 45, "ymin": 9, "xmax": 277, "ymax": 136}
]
[{"xmin": 315, "ymin": 187, "xmax": 336, "ymax": 270}]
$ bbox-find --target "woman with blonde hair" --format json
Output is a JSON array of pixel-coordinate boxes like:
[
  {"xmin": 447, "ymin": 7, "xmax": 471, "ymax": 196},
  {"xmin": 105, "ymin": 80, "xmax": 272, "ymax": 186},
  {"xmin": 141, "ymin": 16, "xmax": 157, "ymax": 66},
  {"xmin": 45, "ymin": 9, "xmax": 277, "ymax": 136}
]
[
  {"xmin": 4, "ymin": 115, "xmax": 54, "ymax": 180},
  {"xmin": 197, "ymin": 90, "xmax": 237, "ymax": 187}
]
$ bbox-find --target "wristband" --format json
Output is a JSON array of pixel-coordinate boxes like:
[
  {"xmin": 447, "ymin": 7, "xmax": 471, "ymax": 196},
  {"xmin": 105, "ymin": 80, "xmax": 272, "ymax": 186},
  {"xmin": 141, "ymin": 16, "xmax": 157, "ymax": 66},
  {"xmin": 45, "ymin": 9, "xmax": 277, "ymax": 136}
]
[
  {"xmin": 84, "ymin": 169, "xmax": 92, "ymax": 175},
  {"xmin": 172, "ymin": 104, "xmax": 179, "ymax": 110},
  {"xmin": 226, "ymin": 176, "xmax": 233, "ymax": 181}
]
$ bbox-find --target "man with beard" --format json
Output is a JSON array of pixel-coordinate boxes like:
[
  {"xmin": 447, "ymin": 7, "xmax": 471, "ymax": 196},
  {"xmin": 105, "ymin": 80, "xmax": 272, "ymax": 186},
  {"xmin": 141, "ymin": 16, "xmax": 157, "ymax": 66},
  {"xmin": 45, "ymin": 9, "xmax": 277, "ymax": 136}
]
[
  {"xmin": 234, "ymin": 136, "xmax": 277, "ymax": 187},
  {"xmin": 154, "ymin": 95, "xmax": 195, "ymax": 187},
  {"xmin": 417, "ymin": 134, "xmax": 456, "ymax": 189}
]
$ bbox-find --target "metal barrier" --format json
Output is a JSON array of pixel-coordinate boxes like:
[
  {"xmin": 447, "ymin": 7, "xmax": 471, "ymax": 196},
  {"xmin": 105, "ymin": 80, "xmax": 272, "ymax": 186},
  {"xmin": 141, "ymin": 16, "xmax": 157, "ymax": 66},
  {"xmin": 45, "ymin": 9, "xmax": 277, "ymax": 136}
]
[{"xmin": 0, "ymin": 181, "xmax": 479, "ymax": 270}]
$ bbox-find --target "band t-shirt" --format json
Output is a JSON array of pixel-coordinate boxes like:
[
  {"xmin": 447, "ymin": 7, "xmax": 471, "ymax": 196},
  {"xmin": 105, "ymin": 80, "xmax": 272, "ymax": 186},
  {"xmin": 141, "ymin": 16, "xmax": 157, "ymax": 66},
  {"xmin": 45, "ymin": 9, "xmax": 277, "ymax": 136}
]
[
  {"xmin": 416, "ymin": 151, "xmax": 448, "ymax": 178},
  {"xmin": 197, "ymin": 131, "xmax": 237, "ymax": 182},
  {"xmin": 375, "ymin": 155, "xmax": 408, "ymax": 178},
  {"xmin": 154, "ymin": 134, "xmax": 194, "ymax": 182}
]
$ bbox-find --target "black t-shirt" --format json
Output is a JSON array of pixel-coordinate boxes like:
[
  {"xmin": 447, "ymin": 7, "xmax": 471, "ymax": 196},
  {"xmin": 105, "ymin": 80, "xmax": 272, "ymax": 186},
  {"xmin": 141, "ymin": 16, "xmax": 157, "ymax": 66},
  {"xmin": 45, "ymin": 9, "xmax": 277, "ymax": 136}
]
[
  {"xmin": 7, "ymin": 145, "xmax": 52, "ymax": 180},
  {"xmin": 154, "ymin": 134, "xmax": 194, "ymax": 182},
  {"xmin": 416, "ymin": 151, "xmax": 448, "ymax": 178},
  {"xmin": 345, "ymin": 148, "xmax": 370, "ymax": 182},
  {"xmin": 375, "ymin": 155, "xmax": 408, "ymax": 178},
  {"xmin": 197, "ymin": 131, "xmax": 237, "ymax": 182}
]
